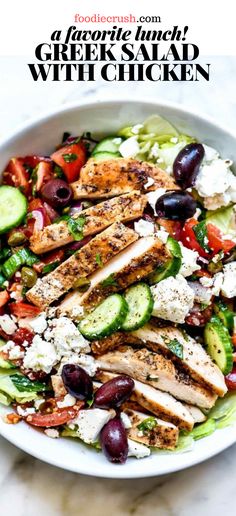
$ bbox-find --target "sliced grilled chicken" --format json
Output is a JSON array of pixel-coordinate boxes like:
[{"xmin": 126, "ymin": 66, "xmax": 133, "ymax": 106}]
[
  {"xmin": 123, "ymin": 408, "xmax": 179, "ymax": 449},
  {"xmin": 71, "ymin": 158, "xmax": 178, "ymax": 199},
  {"xmin": 58, "ymin": 236, "xmax": 170, "ymax": 315},
  {"xmin": 96, "ymin": 371, "xmax": 194, "ymax": 431},
  {"xmin": 129, "ymin": 323, "xmax": 227, "ymax": 397},
  {"xmin": 183, "ymin": 404, "xmax": 207, "ymax": 424},
  {"xmin": 27, "ymin": 223, "xmax": 137, "ymax": 308},
  {"xmin": 92, "ymin": 332, "xmax": 125, "ymax": 355},
  {"xmin": 30, "ymin": 191, "xmax": 146, "ymax": 254},
  {"xmin": 96, "ymin": 346, "xmax": 217, "ymax": 410}
]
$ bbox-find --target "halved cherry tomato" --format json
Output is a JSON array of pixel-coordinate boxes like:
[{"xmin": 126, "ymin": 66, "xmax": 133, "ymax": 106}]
[
  {"xmin": 35, "ymin": 161, "xmax": 54, "ymax": 192},
  {"xmin": 51, "ymin": 142, "xmax": 86, "ymax": 182},
  {"xmin": 10, "ymin": 302, "xmax": 41, "ymax": 318},
  {"xmin": 225, "ymin": 368, "xmax": 236, "ymax": 390},
  {"xmin": 3, "ymin": 158, "xmax": 30, "ymax": 195},
  {"xmin": 180, "ymin": 218, "xmax": 210, "ymax": 258},
  {"xmin": 207, "ymin": 223, "xmax": 235, "ymax": 254},
  {"xmin": 25, "ymin": 402, "xmax": 84, "ymax": 427},
  {"xmin": 22, "ymin": 155, "xmax": 52, "ymax": 169},
  {"xmin": 0, "ymin": 291, "xmax": 10, "ymax": 307},
  {"xmin": 13, "ymin": 327, "xmax": 34, "ymax": 346}
]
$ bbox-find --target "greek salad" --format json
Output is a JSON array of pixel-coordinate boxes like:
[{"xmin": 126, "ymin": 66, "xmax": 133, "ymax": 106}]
[{"xmin": 0, "ymin": 114, "xmax": 236, "ymax": 464}]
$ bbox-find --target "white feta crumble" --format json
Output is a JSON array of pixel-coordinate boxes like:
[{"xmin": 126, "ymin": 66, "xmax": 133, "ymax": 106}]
[
  {"xmin": 57, "ymin": 394, "xmax": 76, "ymax": 408},
  {"xmin": 170, "ymin": 137, "xmax": 178, "ymax": 144},
  {"xmin": 202, "ymin": 144, "xmax": 219, "ymax": 163},
  {"xmin": 0, "ymin": 315, "xmax": 17, "ymax": 335},
  {"xmin": 149, "ymin": 142, "xmax": 159, "ymax": 159},
  {"xmin": 179, "ymin": 244, "xmax": 200, "ymax": 278},
  {"xmin": 199, "ymin": 276, "xmax": 214, "ymax": 288},
  {"xmin": 58, "ymin": 353, "xmax": 97, "ymax": 377},
  {"xmin": 8, "ymin": 345, "xmax": 24, "ymax": 360},
  {"xmin": 211, "ymin": 272, "xmax": 224, "ymax": 296},
  {"xmin": 221, "ymin": 262, "xmax": 236, "ymax": 298},
  {"xmin": 119, "ymin": 136, "xmax": 139, "ymax": 158},
  {"xmin": 146, "ymin": 188, "xmax": 166, "ymax": 215},
  {"xmin": 44, "ymin": 429, "xmax": 59, "ymax": 439},
  {"xmin": 23, "ymin": 335, "xmax": 58, "ymax": 374},
  {"xmin": 44, "ymin": 317, "xmax": 90, "ymax": 357},
  {"xmin": 195, "ymin": 159, "xmax": 236, "ymax": 210},
  {"xmin": 29, "ymin": 313, "xmax": 48, "ymax": 334},
  {"xmin": 70, "ymin": 409, "xmax": 115, "ymax": 444},
  {"xmin": 17, "ymin": 406, "xmax": 36, "ymax": 417},
  {"xmin": 120, "ymin": 412, "xmax": 132, "ymax": 429},
  {"xmin": 144, "ymin": 176, "xmax": 155, "ymax": 189},
  {"xmin": 134, "ymin": 219, "xmax": 155, "ymax": 237},
  {"xmin": 155, "ymin": 228, "xmax": 169, "ymax": 244},
  {"xmin": 128, "ymin": 439, "xmax": 150, "ymax": 459},
  {"xmin": 151, "ymin": 274, "xmax": 194, "ymax": 324},
  {"xmin": 131, "ymin": 124, "xmax": 143, "ymax": 135}
]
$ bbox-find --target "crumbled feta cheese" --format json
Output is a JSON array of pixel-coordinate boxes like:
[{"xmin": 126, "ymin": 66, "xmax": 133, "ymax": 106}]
[
  {"xmin": 23, "ymin": 335, "xmax": 58, "ymax": 374},
  {"xmin": 188, "ymin": 281, "xmax": 212, "ymax": 304},
  {"xmin": 44, "ymin": 429, "xmax": 59, "ymax": 438},
  {"xmin": 44, "ymin": 317, "xmax": 90, "ymax": 357},
  {"xmin": 203, "ymin": 144, "xmax": 219, "ymax": 163},
  {"xmin": 211, "ymin": 272, "xmax": 224, "ymax": 296},
  {"xmin": 120, "ymin": 412, "xmax": 132, "ymax": 429},
  {"xmin": 221, "ymin": 262, "xmax": 236, "ymax": 298},
  {"xmin": 128, "ymin": 439, "xmax": 150, "ymax": 458},
  {"xmin": 149, "ymin": 142, "xmax": 159, "ymax": 159},
  {"xmin": 144, "ymin": 177, "xmax": 155, "ymax": 189},
  {"xmin": 199, "ymin": 276, "xmax": 214, "ymax": 288},
  {"xmin": 193, "ymin": 207, "xmax": 202, "ymax": 220},
  {"xmin": 8, "ymin": 345, "xmax": 24, "ymax": 360},
  {"xmin": 134, "ymin": 219, "xmax": 155, "ymax": 237},
  {"xmin": 131, "ymin": 124, "xmax": 143, "ymax": 135},
  {"xmin": 170, "ymin": 137, "xmax": 178, "ymax": 144},
  {"xmin": 0, "ymin": 315, "xmax": 17, "ymax": 335},
  {"xmin": 151, "ymin": 274, "xmax": 194, "ymax": 324},
  {"xmin": 17, "ymin": 406, "xmax": 36, "ymax": 417},
  {"xmin": 179, "ymin": 244, "xmax": 200, "ymax": 278},
  {"xmin": 195, "ymin": 159, "xmax": 236, "ymax": 210},
  {"xmin": 29, "ymin": 313, "xmax": 47, "ymax": 334},
  {"xmin": 70, "ymin": 409, "xmax": 115, "ymax": 444},
  {"xmin": 155, "ymin": 228, "xmax": 169, "ymax": 244},
  {"xmin": 58, "ymin": 353, "xmax": 97, "ymax": 377},
  {"xmin": 146, "ymin": 188, "xmax": 166, "ymax": 215},
  {"xmin": 119, "ymin": 136, "xmax": 139, "ymax": 158},
  {"xmin": 57, "ymin": 394, "xmax": 76, "ymax": 408}
]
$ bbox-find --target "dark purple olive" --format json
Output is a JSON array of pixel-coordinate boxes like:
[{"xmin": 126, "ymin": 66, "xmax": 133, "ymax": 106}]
[
  {"xmin": 62, "ymin": 364, "xmax": 93, "ymax": 400},
  {"xmin": 41, "ymin": 179, "xmax": 73, "ymax": 209},
  {"xmin": 94, "ymin": 375, "xmax": 134, "ymax": 409},
  {"xmin": 173, "ymin": 143, "xmax": 205, "ymax": 189},
  {"xmin": 100, "ymin": 416, "xmax": 128, "ymax": 464},
  {"xmin": 155, "ymin": 191, "xmax": 197, "ymax": 221}
]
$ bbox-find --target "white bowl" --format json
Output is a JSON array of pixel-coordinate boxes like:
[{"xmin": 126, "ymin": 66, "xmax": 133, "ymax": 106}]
[{"xmin": 0, "ymin": 98, "xmax": 236, "ymax": 478}]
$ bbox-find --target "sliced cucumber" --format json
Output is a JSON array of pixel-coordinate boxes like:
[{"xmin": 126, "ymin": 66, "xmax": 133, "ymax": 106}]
[
  {"xmin": 92, "ymin": 136, "xmax": 123, "ymax": 156},
  {"xmin": 148, "ymin": 236, "xmax": 182, "ymax": 284},
  {"xmin": 213, "ymin": 301, "xmax": 234, "ymax": 331},
  {"xmin": 0, "ymin": 186, "xmax": 27, "ymax": 235},
  {"xmin": 122, "ymin": 283, "xmax": 154, "ymax": 331},
  {"xmin": 79, "ymin": 294, "xmax": 128, "ymax": 340},
  {"xmin": 93, "ymin": 151, "xmax": 121, "ymax": 161},
  {"xmin": 204, "ymin": 316, "xmax": 233, "ymax": 375}
]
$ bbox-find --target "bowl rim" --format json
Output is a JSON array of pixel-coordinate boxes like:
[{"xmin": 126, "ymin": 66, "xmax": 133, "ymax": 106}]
[
  {"xmin": 1, "ymin": 96, "xmax": 236, "ymax": 478},
  {"xmin": 1, "ymin": 96, "xmax": 236, "ymax": 150}
]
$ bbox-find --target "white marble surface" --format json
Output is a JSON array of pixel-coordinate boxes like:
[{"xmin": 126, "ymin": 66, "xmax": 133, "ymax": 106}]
[{"xmin": 0, "ymin": 55, "xmax": 236, "ymax": 515}]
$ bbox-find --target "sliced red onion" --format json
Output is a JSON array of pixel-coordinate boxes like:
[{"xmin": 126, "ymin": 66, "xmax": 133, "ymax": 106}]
[
  {"xmin": 66, "ymin": 236, "xmax": 92, "ymax": 252},
  {"xmin": 43, "ymin": 202, "xmax": 59, "ymax": 222},
  {"xmin": 187, "ymin": 281, "xmax": 212, "ymax": 304},
  {"xmin": 69, "ymin": 201, "xmax": 83, "ymax": 216},
  {"xmin": 31, "ymin": 209, "xmax": 46, "ymax": 231}
]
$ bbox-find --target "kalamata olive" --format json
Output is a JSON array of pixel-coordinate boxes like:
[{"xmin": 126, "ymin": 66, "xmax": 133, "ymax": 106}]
[
  {"xmin": 94, "ymin": 375, "xmax": 134, "ymax": 409},
  {"xmin": 173, "ymin": 143, "xmax": 205, "ymax": 189},
  {"xmin": 100, "ymin": 416, "xmax": 128, "ymax": 464},
  {"xmin": 62, "ymin": 364, "xmax": 93, "ymax": 400},
  {"xmin": 155, "ymin": 191, "xmax": 197, "ymax": 221},
  {"xmin": 41, "ymin": 179, "xmax": 73, "ymax": 209}
]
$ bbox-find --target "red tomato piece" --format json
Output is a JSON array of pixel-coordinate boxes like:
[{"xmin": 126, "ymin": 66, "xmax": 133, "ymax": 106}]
[
  {"xmin": 0, "ymin": 291, "xmax": 10, "ymax": 307},
  {"xmin": 25, "ymin": 402, "xmax": 84, "ymax": 427},
  {"xmin": 35, "ymin": 161, "xmax": 54, "ymax": 192},
  {"xmin": 51, "ymin": 142, "xmax": 86, "ymax": 182},
  {"xmin": 3, "ymin": 158, "xmax": 30, "ymax": 195},
  {"xmin": 225, "ymin": 368, "xmax": 236, "ymax": 390},
  {"xmin": 232, "ymin": 335, "xmax": 236, "ymax": 348},
  {"xmin": 10, "ymin": 302, "xmax": 41, "ymax": 318},
  {"xmin": 206, "ymin": 223, "xmax": 235, "ymax": 254},
  {"xmin": 22, "ymin": 155, "xmax": 52, "ymax": 169},
  {"xmin": 185, "ymin": 303, "xmax": 213, "ymax": 327},
  {"xmin": 156, "ymin": 218, "xmax": 183, "ymax": 240},
  {"xmin": 13, "ymin": 328, "xmax": 34, "ymax": 346},
  {"xmin": 180, "ymin": 218, "xmax": 210, "ymax": 258}
]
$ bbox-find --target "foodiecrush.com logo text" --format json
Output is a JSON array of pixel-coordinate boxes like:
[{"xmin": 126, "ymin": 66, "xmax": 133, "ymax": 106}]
[{"xmin": 27, "ymin": 13, "xmax": 210, "ymax": 83}]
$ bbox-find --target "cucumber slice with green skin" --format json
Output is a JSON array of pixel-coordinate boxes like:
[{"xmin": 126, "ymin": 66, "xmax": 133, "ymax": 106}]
[
  {"xmin": 204, "ymin": 316, "xmax": 233, "ymax": 375},
  {"xmin": 93, "ymin": 151, "xmax": 121, "ymax": 161},
  {"xmin": 121, "ymin": 283, "xmax": 154, "ymax": 331},
  {"xmin": 79, "ymin": 294, "xmax": 128, "ymax": 340},
  {"xmin": 0, "ymin": 186, "xmax": 27, "ymax": 235},
  {"xmin": 148, "ymin": 236, "xmax": 182, "ymax": 284},
  {"xmin": 92, "ymin": 136, "xmax": 123, "ymax": 156},
  {"xmin": 213, "ymin": 301, "xmax": 234, "ymax": 331}
]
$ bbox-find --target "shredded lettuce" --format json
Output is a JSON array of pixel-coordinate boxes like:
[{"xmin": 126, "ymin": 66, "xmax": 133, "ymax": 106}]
[{"xmin": 206, "ymin": 206, "xmax": 236, "ymax": 236}]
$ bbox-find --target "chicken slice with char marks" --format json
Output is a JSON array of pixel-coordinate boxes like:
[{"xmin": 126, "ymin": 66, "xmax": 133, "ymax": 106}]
[{"xmin": 123, "ymin": 408, "xmax": 179, "ymax": 450}]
